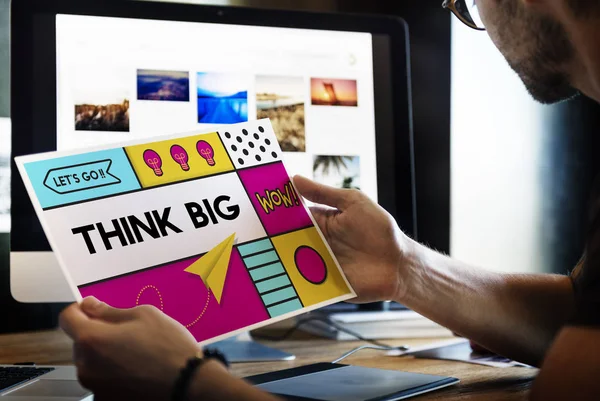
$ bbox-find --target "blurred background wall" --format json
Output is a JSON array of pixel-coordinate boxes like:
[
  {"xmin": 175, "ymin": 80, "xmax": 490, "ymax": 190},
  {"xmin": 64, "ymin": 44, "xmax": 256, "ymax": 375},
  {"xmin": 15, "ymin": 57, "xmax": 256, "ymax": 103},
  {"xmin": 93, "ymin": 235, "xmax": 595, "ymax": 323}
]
[{"xmin": 450, "ymin": 18, "xmax": 600, "ymax": 274}]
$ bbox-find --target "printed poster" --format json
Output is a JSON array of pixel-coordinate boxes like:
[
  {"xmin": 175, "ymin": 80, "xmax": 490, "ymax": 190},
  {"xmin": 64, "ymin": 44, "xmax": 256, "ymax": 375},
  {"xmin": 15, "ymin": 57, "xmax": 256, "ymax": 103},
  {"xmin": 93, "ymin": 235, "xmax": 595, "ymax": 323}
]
[{"xmin": 15, "ymin": 119, "xmax": 355, "ymax": 345}]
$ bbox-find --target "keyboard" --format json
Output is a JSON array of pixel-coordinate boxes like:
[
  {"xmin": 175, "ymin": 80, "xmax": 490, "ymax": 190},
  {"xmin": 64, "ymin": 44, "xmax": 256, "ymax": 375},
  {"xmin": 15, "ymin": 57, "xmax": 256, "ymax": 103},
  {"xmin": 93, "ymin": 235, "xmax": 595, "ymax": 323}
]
[{"xmin": 0, "ymin": 366, "xmax": 55, "ymax": 393}]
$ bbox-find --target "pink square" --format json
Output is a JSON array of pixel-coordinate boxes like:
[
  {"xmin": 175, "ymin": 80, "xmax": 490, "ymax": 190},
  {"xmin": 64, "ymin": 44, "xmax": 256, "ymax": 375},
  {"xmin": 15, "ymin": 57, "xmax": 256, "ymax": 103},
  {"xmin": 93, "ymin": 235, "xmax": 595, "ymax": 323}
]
[{"xmin": 237, "ymin": 162, "xmax": 313, "ymax": 235}]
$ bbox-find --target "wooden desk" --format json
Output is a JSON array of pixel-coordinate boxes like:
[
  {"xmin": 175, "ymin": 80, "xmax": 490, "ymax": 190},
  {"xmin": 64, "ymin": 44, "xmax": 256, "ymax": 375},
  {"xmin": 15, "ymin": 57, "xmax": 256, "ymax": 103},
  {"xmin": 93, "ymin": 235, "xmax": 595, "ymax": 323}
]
[{"xmin": 0, "ymin": 328, "xmax": 537, "ymax": 400}]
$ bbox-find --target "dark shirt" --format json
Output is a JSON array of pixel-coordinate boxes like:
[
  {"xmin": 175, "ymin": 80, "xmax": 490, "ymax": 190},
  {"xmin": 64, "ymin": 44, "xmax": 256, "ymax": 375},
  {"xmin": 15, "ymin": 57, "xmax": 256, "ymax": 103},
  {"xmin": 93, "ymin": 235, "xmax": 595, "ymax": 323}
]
[{"xmin": 570, "ymin": 178, "xmax": 600, "ymax": 325}]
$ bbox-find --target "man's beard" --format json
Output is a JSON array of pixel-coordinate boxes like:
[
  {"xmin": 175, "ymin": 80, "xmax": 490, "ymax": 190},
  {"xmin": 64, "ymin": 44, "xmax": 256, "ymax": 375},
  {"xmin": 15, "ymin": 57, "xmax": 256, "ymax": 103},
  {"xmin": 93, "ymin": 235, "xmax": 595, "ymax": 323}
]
[
  {"xmin": 509, "ymin": 58, "xmax": 579, "ymax": 104},
  {"xmin": 501, "ymin": 5, "xmax": 579, "ymax": 104}
]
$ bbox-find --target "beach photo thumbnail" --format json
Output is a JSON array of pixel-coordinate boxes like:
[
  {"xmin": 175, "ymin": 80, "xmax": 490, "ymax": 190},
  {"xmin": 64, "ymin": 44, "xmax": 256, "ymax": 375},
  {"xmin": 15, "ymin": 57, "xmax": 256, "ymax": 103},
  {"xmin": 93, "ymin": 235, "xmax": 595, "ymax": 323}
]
[
  {"xmin": 137, "ymin": 69, "xmax": 189, "ymax": 101},
  {"xmin": 313, "ymin": 155, "xmax": 360, "ymax": 190},
  {"xmin": 197, "ymin": 72, "xmax": 248, "ymax": 124},
  {"xmin": 310, "ymin": 78, "xmax": 358, "ymax": 107},
  {"xmin": 256, "ymin": 75, "xmax": 305, "ymax": 152}
]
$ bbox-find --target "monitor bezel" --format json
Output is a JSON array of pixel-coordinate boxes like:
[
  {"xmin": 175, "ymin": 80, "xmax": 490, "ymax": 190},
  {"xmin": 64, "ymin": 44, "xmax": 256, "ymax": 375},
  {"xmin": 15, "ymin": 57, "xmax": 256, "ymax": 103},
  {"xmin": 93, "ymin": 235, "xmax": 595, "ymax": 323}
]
[{"xmin": 10, "ymin": 0, "xmax": 416, "ymax": 253}]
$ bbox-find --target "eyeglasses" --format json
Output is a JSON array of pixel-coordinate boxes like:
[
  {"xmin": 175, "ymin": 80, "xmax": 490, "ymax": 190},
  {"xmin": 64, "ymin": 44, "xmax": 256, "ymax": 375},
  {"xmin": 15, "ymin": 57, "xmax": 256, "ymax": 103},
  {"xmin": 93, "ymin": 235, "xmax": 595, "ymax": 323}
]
[{"xmin": 442, "ymin": 0, "xmax": 485, "ymax": 31}]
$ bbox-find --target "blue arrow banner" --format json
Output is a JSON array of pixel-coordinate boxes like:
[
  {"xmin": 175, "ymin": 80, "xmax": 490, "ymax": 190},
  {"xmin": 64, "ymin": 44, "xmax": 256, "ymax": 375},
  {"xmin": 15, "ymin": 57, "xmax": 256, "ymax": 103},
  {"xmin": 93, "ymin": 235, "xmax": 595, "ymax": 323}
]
[
  {"xmin": 43, "ymin": 159, "xmax": 121, "ymax": 194},
  {"xmin": 24, "ymin": 148, "xmax": 142, "ymax": 209}
]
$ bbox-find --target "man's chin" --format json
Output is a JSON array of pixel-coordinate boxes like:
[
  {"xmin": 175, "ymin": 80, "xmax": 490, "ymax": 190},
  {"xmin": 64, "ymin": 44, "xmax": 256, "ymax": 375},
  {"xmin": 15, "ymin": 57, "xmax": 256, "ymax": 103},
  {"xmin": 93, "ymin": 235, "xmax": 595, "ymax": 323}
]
[
  {"xmin": 529, "ymin": 88, "xmax": 579, "ymax": 105},
  {"xmin": 521, "ymin": 75, "xmax": 579, "ymax": 105}
]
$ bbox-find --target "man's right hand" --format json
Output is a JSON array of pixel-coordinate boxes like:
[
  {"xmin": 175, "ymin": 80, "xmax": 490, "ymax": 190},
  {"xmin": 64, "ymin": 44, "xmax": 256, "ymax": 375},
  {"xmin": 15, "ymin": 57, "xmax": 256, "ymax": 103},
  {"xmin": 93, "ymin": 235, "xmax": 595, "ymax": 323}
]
[{"xmin": 293, "ymin": 175, "xmax": 415, "ymax": 304}]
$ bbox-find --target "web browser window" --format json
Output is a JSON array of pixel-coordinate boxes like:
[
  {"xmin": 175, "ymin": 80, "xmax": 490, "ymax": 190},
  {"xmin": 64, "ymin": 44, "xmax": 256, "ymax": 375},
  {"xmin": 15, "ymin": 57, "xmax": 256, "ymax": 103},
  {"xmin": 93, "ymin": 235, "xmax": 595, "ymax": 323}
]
[{"xmin": 56, "ymin": 14, "xmax": 378, "ymax": 201}]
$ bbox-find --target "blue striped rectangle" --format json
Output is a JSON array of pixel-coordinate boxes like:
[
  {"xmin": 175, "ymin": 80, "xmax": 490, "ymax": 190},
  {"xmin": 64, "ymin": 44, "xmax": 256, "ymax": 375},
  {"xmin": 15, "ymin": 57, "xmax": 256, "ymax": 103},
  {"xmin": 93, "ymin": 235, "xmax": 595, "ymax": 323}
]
[
  {"xmin": 256, "ymin": 275, "xmax": 292, "ymax": 293},
  {"xmin": 249, "ymin": 262, "xmax": 285, "ymax": 281},
  {"xmin": 262, "ymin": 287, "xmax": 297, "ymax": 306},
  {"xmin": 237, "ymin": 239, "xmax": 273, "ymax": 256},
  {"xmin": 267, "ymin": 299, "xmax": 304, "ymax": 317},
  {"xmin": 244, "ymin": 250, "xmax": 279, "ymax": 268}
]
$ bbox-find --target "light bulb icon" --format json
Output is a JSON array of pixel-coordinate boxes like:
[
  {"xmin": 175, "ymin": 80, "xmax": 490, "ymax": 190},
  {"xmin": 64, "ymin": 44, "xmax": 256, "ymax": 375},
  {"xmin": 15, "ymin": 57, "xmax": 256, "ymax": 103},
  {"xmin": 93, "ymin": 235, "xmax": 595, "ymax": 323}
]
[
  {"xmin": 196, "ymin": 140, "xmax": 216, "ymax": 166},
  {"xmin": 143, "ymin": 149, "xmax": 163, "ymax": 177},
  {"xmin": 170, "ymin": 144, "xmax": 190, "ymax": 171}
]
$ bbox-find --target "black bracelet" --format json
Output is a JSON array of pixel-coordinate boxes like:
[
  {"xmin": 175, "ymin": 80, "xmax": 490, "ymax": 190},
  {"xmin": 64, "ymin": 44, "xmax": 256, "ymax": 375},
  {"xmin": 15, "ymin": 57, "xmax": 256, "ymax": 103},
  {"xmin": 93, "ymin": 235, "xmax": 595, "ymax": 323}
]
[{"xmin": 171, "ymin": 348, "xmax": 229, "ymax": 401}]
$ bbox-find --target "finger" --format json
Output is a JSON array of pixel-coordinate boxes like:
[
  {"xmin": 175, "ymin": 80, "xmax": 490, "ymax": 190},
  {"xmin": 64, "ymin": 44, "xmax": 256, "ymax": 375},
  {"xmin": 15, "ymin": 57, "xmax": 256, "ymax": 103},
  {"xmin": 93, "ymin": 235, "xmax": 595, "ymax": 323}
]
[
  {"xmin": 59, "ymin": 303, "xmax": 95, "ymax": 341},
  {"xmin": 309, "ymin": 205, "xmax": 338, "ymax": 230},
  {"xmin": 293, "ymin": 175, "xmax": 355, "ymax": 210},
  {"xmin": 80, "ymin": 297, "xmax": 138, "ymax": 323}
]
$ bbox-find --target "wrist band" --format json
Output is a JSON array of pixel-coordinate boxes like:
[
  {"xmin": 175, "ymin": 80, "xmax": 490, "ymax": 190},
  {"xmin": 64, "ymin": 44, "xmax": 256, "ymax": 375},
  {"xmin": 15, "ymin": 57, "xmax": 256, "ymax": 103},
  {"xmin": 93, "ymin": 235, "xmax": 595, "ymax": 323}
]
[{"xmin": 171, "ymin": 348, "xmax": 229, "ymax": 401}]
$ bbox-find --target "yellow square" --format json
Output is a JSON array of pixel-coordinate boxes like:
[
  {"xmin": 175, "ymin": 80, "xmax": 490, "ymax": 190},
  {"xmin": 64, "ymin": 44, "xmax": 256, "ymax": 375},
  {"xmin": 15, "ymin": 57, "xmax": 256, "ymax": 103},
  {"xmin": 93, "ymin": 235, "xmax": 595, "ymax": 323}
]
[
  {"xmin": 271, "ymin": 227, "xmax": 352, "ymax": 307},
  {"xmin": 125, "ymin": 132, "xmax": 234, "ymax": 188}
]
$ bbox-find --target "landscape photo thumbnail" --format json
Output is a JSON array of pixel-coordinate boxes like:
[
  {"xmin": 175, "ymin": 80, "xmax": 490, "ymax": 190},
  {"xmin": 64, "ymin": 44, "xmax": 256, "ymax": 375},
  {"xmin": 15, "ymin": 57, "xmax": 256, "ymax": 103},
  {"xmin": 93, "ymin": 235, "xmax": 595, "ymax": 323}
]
[
  {"xmin": 197, "ymin": 72, "xmax": 248, "ymax": 124},
  {"xmin": 137, "ymin": 69, "xmax": 190, "ymax": 101},
  {"xmin": 313, "ymin": 155, "xmax": 360, "ymax": 190},
  {"xmin": 310, "ymin": 78, "xmax": 358, "ymax": 107},
  {"xmin": 73, "ymin": 68, "xmax": 130, "ymax": 132},
  {"xmin": 75, "ymin": 100, "xmax": 130, "ymax": 132},
  {"xmin": 256, "ymin": 75, "xmax": 305, "ymax": 152}
]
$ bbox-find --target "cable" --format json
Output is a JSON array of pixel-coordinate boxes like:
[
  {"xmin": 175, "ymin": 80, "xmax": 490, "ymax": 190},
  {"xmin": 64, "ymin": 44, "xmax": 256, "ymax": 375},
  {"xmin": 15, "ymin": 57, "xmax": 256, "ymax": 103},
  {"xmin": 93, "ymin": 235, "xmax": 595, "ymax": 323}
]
[
  {"xmin": 252, "ymin": 314, "xmax": 410, "ymax": 353},
  {"xmin": 331, "ymin": 345, "xmax": 397, "ymax": 364}
]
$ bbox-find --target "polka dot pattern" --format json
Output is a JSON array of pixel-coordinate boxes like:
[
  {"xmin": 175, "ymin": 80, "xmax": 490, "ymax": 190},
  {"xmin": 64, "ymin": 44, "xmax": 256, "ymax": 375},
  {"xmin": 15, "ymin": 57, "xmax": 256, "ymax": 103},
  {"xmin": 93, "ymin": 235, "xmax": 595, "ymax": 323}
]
[{"xmin": 218, "ymin": 121, "xmax": 281, "ymax": 169}]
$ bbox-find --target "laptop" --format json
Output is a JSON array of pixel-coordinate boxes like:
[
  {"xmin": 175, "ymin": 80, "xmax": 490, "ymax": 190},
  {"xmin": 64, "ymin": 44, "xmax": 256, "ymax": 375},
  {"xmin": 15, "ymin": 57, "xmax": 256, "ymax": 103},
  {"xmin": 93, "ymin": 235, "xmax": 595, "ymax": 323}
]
[{"xmin": 0, "ymin": 365, "xmax": 91, "ymax": 400}]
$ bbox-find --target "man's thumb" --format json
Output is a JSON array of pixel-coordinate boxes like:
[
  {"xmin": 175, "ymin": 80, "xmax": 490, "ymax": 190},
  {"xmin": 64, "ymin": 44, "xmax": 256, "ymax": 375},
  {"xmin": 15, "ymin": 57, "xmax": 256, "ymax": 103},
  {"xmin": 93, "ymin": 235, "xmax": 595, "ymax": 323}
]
[
  {"xmin": 292, "ymin": 175, "xmax": 354, "ymax": 210},
  {"xmin": 81, "ymin": 297, "xmax": 137, "ymax": 323}
]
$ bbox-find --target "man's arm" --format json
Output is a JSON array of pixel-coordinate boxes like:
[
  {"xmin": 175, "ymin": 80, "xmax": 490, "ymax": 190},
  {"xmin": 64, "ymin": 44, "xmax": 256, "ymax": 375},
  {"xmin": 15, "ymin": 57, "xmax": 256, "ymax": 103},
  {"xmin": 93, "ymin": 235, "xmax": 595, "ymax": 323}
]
[
  {"xmin": 401, "ymin": 246, "xmax": 576, "ymax": 367},
  {"xmin": 293, "ymin": 175, "xmax": 576, "ymax": 367},
  {"xmin": 530, "ymin": 326, "xmax": 600, "ymax": 400}
]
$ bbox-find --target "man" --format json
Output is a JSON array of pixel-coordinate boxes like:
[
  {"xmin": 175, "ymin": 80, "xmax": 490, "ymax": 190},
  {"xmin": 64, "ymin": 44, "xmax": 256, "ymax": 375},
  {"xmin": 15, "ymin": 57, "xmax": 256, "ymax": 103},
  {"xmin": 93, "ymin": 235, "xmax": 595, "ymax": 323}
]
[{"xmin": 59, "ymin": 0, "xmax": 600, "ymax": 399}]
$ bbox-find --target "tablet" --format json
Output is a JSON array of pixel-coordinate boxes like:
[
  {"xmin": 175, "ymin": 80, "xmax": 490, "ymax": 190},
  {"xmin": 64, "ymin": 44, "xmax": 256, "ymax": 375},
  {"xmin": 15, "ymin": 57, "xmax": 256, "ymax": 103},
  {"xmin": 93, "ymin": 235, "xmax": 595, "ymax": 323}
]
[{"xmin": 245, "ymin": 363, "xmax": 459, "ymax": 401}]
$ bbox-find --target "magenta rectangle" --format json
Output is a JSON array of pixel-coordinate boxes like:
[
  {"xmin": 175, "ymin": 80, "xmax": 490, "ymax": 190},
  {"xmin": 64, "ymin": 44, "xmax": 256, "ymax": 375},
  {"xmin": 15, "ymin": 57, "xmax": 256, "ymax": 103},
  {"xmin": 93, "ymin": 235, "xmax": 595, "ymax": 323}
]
[
  {"xmin": 79, "ymin": 247, "xmax": 269, "ymax": 343},
  {"xmin": 237, "ymin": 162, "xmax": 312, "ymax": 236}
]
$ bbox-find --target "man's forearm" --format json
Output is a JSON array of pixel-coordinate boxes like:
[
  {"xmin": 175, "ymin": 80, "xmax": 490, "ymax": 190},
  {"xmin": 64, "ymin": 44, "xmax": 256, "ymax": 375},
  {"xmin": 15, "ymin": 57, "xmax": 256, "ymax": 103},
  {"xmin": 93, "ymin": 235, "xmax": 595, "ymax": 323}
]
[{"xmin": 399, "ymin": 241, "xmax": 576, "ymax": 366}]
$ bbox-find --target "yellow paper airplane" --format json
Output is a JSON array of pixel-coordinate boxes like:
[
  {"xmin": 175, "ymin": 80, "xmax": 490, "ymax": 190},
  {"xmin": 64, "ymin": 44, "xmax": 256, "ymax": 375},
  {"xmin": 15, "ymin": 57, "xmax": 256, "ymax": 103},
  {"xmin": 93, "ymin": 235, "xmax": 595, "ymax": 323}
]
[{"xmin": 184, "ymin": 233, "xmax": 236, "ymax": 304}]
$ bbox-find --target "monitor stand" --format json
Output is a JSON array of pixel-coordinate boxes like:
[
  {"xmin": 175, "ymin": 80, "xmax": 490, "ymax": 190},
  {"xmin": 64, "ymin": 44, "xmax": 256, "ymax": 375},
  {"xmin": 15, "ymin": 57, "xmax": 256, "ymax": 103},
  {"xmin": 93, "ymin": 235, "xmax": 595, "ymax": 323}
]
[{"xmin": 210, "ymin": 332, "xmax": 295, "ymax": 363}]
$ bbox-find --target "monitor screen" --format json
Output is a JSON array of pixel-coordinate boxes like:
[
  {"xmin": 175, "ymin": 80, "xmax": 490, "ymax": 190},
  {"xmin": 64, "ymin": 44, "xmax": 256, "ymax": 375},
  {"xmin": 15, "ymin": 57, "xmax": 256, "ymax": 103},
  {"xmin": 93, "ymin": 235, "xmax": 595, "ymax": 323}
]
[
  {"xmin": 55, "ymin": 14, "xmax": 378, "ymax": 202},
  {"xmin": 11, "ymin": 1, "xmax": 413, "ymax": 253}
]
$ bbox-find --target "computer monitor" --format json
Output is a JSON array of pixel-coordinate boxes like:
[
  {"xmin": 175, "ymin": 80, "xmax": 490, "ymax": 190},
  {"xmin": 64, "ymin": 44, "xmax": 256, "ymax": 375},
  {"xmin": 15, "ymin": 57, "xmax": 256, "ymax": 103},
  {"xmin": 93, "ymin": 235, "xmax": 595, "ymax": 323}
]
[{"xmin": 10, "ymin": 0, "xmax": 415, "ymax": 304}]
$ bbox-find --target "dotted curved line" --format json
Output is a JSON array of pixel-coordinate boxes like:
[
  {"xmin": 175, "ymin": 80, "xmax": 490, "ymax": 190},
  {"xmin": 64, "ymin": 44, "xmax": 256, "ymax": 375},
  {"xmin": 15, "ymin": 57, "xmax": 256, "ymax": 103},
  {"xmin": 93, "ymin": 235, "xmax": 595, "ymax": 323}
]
[
  {"xmin": 136, "ymin": 285, "xmax": 164, "ymax": 311},
  {"xmin": 185, "ymin": 290, "xmax": 211, "ymax": 328},
  {"xmin": 136, "ymin": 285, "xmax": 210, "ymax": 328}
]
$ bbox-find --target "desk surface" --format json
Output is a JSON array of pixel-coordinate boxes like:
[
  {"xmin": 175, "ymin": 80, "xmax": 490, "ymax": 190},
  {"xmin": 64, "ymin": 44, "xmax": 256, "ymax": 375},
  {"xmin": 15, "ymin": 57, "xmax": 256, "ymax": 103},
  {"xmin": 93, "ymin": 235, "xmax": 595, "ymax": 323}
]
[{"xmin": 0, "ymin": 328, "xmax": 536, "ymax": 400}]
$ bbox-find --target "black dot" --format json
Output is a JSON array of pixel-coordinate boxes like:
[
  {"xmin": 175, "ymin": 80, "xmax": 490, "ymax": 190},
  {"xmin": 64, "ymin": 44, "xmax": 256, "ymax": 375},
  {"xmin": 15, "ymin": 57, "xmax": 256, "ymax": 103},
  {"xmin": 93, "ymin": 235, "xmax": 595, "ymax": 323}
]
[
  {"xmin": 236, "ymin": 136, "xmax": 242, "ymax": 143},
  {"xmin": 271, "ymin": 151, "xmax": 277, "ymax": 158},
  {"xmin": 249, "ymin": 142, "xmax": 255, "ymax": 149},
  {"xmin": 224, "ymin": 132, "xmax": 231, "ymax": 139},
  {"xmin": 238, "ymin": 158, "xmax": 245, "ymax": 165},
  {"xmin": 255, "ymin": 155, "xmax": 262, "ymax": 162},
  {"xmin": 265, "ymin": 139, "xmax": 271, "ymax": 145},
  {"xmin": 260, "ymin": 146, "xmax": 266, "ymax": 152},
  {"xmin": 231, "ymin": 145, "xmax": 237, "ymax": 152},
  {"xmin": 258, "ymin": 126, "xmax": 264, "ymax": 133},
  {"xmin": 243, "ymin": 149, "xmax": 249, "ymax": 156},
  {"xmin": 242, "ymin": 129, "xmax": 248, "ymax": 136},
  {"xmin": 253, "ymin": 133, "xmax": 260, "ymax": 140}
]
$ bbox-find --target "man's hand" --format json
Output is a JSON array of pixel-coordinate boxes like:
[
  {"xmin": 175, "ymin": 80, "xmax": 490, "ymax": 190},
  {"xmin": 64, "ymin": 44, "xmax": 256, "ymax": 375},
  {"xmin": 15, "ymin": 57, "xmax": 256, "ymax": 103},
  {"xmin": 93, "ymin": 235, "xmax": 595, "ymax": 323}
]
[
  {"xmin": 293, "ymin": 175, "xmax": 414, "ymax": 303},
  {"xmin": 60, "ymin": 297, "xmax": 201, "ymax": 401},
  {"xmin": 60, "ymin": 297, "xmax": 279, "ymax": 401}
]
